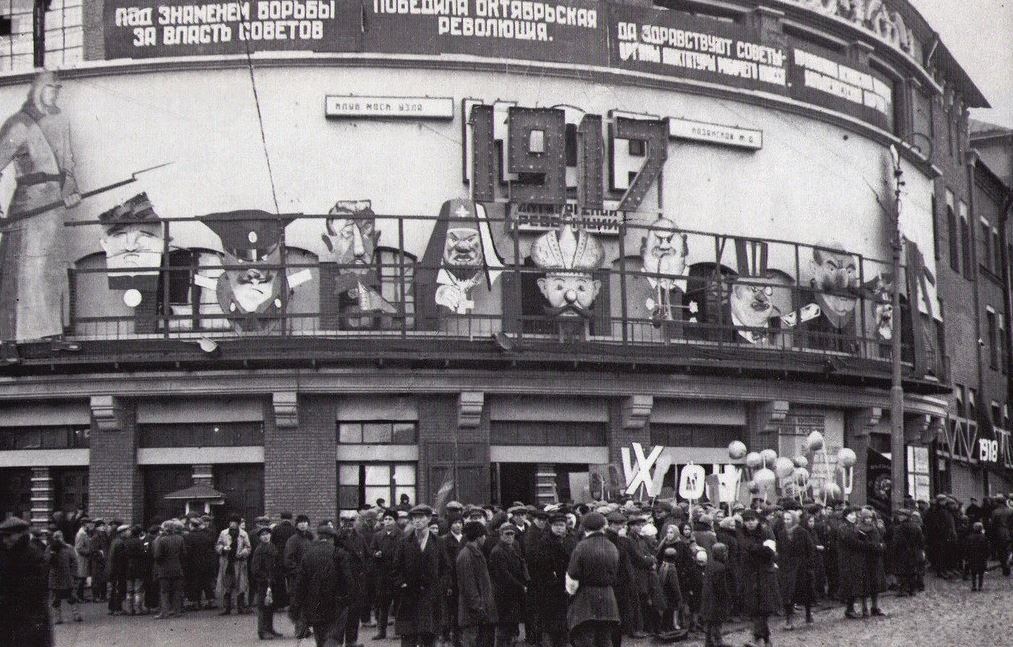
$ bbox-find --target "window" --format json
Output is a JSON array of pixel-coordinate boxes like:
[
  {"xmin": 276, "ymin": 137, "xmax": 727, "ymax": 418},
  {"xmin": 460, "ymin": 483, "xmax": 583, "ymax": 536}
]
[
  {"xmin": 490, "ymin": 421, "xmax": 607, "ymax": 446},
  {"xmin": 338, "ymin": 462, "xmax": 416, "ymax": 512},
  {"xmin": 337, "ymin": 421, "xmax": 417, "ymax": 444},
  {"xmin": 946, "ymin": 192, "xmax": 959, "ymax": 271},
  {"xmin": 138, "ymin": 422, "xmax": 264, "ymax": 448},
  {"xmin": 931, "ymin": 194, "xmax": 940, "ymax": 261},
  {"xmin": 650, "ymin": 424, "xmax": 744, "ymax": 448},
  {"xmin": 0, "ymin": 425, "xmax": 89, "ymax": 450},
  {"xmin": 906, "ymin": 446, "xmax": 931, "ymax": 501},
  {"xmin": 987, "ymin": 309, "xmax": 998, "ymax": 369},
  {"xmin": 981, "ymin": 220, "xmax": 993, "ymax": 273},
  {"xmin": 994, "ymin": 229, "xmax": 1003, "ymax": 277},
  {"xmin": 959, "ymin": 202, "xmax": 972, "ymax": 276},
  {"xmin": 0, "ymin": 0, "xmax": 83, "ymax": 72},
  {"xmin": 992, "ymin": 403, "xmax": 1002, "ymax": 427},
  {"xmin": 1000, "ymin": 314, "xmax": 1008, "ymax": 375},
  {"xmin": 969, "ymin": 388, "xmax": 978, "ymax": 421}
]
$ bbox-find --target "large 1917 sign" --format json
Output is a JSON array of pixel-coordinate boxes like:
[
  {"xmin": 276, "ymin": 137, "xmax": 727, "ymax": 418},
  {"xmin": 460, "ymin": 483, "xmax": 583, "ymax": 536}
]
[
  {"xmin": 104, "ymin": 0, "xmax": 358, "ymax": 58},
  {"xmin": 362, "ymin": 0, "xmax": 606, "ymax": 63}
]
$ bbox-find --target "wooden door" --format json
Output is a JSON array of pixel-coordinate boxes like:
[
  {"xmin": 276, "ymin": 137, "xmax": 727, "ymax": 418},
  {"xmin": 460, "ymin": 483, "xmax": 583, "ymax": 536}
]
[
  {"xmin": 213, "ymin": 464, "xmax": 264, "ymax": 530},
  {"xmin": 143, "ymin": 466, "xmax": 192, "ymax": 527}
]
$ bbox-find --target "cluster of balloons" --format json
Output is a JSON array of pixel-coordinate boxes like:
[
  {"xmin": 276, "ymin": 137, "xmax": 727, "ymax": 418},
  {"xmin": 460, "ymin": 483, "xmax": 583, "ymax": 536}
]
[{"xmin": 727, "ymin": 431, "xmax": 859, "ymax": 502}]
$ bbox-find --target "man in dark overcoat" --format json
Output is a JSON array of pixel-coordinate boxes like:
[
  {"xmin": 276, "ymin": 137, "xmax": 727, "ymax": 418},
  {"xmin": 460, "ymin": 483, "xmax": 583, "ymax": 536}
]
[
  {"xmin": 699, "ymin": 542, "xmax": 732, "ymax": 647},
  {"xmin": 395, "ymin": 505, "xmax": 450, "ymax": 647},
  {"xmin": 339, "ymin": 511, "xmax": 371, "ymax": 647},
  {"xmin": 565, "ymin": 512, "xmax": 620, "ymax": 647},
  {"xmin": 293, "ymin": 524, "xmax": 350, "ymax": 647},
  {"xmin": 271, "ymin": 512, "xmax": 297, "ymax": 610},
  {"xmin": 184, "ymin": 517, "xmax": 218, "ymax": 610},
  {"xmin": 836, "ymin": 508, "xmax": 886, "ymax": 619},
  {"xmin": 371, "ymin": 509, "xmax": 402, "ymax": 639},
  {"xmin": 625, "ymin": 516, "xmax": 657, "ymax": 636},
  {"xmin": 735, "ymin": 511, "xmax": 779, "ymax": 647},
  {"xmin": 457, "ymin": 521, "xmax": 497, "ymax": 647},
  {"xmin": 889, "ymin": 509, "xmax": 924, "ymax": 597},
  {"xmin": 604, "ymin": 511, "xmax": 641, "ymax": 638},
  {"xmin": 489, "ymin": 523, "xmax": 530, "ymax": 647},
  {"xmin": 250, "ymin": 526, "xmax": 282, "ymax": 639},
  {"xmin": 528, "ymin": 512, "xmax": 575, "ymax": 647},
  {"xmin": 442, "ymin": 515, "xmax": 465, "ymax": 647},
  {"xmin": 0, "ymin": 517, "xmax": 51, "ymax": 647}
]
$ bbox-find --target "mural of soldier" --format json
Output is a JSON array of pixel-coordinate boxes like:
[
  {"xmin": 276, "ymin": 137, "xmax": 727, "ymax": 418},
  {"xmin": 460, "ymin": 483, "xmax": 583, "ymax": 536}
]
[
  {"xmin": 630, "ymin": 216, "xmax": 689, "ymax": 330},
  {"xmin": 0, "ymin": 70, "xmax": 81, "ymax": 357},
  {"xmin": 414, "ymin": 198, "xmax": 503, "ymax": 330},
  {"xmin": 196, "ymin": 211, "xmax": 309, "ymax": 334},
  {"xmin": 530, "ymin": 223, "xmax": 605, "ymax": 340},
  {"xmin": 319, "ymin": 200, "xmax": 393, "ymax": 330},
  {"xmin": 801, "ymin": 241, "xmax": 861, "ymax": 352},
  {"xmin": 98, "ymin": 192, "xmax": 165, "ymax": 308}
]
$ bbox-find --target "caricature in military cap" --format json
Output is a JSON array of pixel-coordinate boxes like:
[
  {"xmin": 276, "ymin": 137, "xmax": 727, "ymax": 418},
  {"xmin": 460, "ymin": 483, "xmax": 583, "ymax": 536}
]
[
  {"xmin": 98, "ymin": 192, "xmax": 165, "ymax": 307},
  {"xmin": 196, "ymin": 211, "xmax": 310, "ymax": 333}
]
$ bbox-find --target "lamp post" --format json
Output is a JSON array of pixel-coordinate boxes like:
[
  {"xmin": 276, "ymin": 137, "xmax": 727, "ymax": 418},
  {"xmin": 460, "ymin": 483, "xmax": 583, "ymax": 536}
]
[{"xmin": 888, "ymin": 145, "xmax": 905, "ymax": 511}]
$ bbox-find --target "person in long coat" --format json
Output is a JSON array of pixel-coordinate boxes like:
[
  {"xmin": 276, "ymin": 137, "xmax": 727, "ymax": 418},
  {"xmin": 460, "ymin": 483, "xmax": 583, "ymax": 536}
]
[
  {"xmin": 836, "ymin": 508, "xmax": 887, "ymax": 618},
  {"xmin": 604, "ymin": 512, "xmax": 641, "ymax": 638},
  {"xmin": 698, "ymin": 543, "xmax": 732, "ymax": 647},
  {"xmin": 489, "ymin": 523, "xmax": 529, "ymax": 647},
  {"xmin": 457, "ymin": 522, "xmax": 497, "ymax": 647},
  {"xmin": 106, "ymin": 525, "xmax": 129, "ymax": 615},
  {"xmin": 124, "ymin": 526, "xmax": 148, "ymax": 615},
  {"xmin": 73, "ymin": 518, "xmax": 92, "ymax": 602},
  {"xmin": 0, "ymin": 518, "xmax": 52, "ymax": 647},
  {"xmin": 889, "ymin": 509, "xmax": 924, "ymax": 597},
  {"xmin": 90, "ymin": 521, "xmax": 110, "ymax": 602},
  {"xmin": 153, "ymin": 520, "xmax": 187, "ymax": 619},
  {"xmin": 625, "ymin": 517, "xmax": 659, "ymax": 635},
  {"xmin": 565, "ymin": 512, "xmax": 620, "ymax": 647},
  {"xmin": 371, "ymin": 509, "xmax": 402, "ymax": 640},
  {"xmin": 215, "ymin": 515, "xmax": 252, "ymax": 614},
  {"xmin": 714, "ymin": 517, "xmax": 741, "ymax": 616},
  {"xmin": 183, "ymin": 518, "xmax": 217, "ymax": 610},
  {"xmin": 250, "ymin": 526, "xmax": 283, "ymax": 640},
  {"xmin": 528, "ymin": 513, "xmax": 575, "ymax": 647},
  {"xmin": 775, "ymin": 511, "xmax": 817, "ymax": 628},
  {"xmin": 442, "ymin": 515, "xmax": 465, "ymax": 647},
  {"xmin": 338, "ymin": 511, "xmax": 371, "ymax": 647},
  {"xmin": 736, "ymin": 511, "xmax": 780, "ymax": 647},
  {"xmin": 45, "ymin": 530, "xmax": 82, "ymax": 624},
  {"xmin": 395, "ymin": 505, "xmax": 450, "ymax": 647},
  {"xmin": 293, "ymin": 525, "xmax": 350, "ymax": 646}
]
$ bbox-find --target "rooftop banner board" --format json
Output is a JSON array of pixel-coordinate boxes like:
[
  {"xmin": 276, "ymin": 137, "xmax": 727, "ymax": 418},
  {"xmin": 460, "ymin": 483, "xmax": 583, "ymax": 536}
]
[
  {"xmin": 103, "ymin": 0, "xmax": 360, "ymax": 58},
  {"xmin": 360, "ymin": 0, "xmax": 607, "ymax": 64},
  {"xmin": 607, "ymin": 5, "xmax": 789, "ymax": 96}
]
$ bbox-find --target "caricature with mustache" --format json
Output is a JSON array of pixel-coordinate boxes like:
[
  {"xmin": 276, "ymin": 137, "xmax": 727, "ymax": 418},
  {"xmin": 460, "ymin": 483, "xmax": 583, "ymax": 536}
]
[
  {"xmin": 632, "ymin": 216, "xmax": 689, "ymax": 330},
  {"xmin": 531, "ymin": 223, "xmax": 605, "ymax": 341},
  {"xmin": 197, "ymin": 211, "xmax": 306, "ymax": 334},
  {"xmin": 98, "ymin": 192, "xmax": 165, "ymax": 308},
  {"xmin": 801, "ymin": 241, "xmax": 861, "ymax": 352},
  {"xmin": 319, "ymin": 200, "xmax": 393, "ymax": 330}
]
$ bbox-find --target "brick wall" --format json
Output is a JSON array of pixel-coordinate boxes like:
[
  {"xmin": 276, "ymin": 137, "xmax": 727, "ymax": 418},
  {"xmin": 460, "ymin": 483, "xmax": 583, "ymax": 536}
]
[
  {"xmin": 83, "ymin": 0, "xmax": 105, "ymax": 61},
  {"xmin": 263, "ymin": 394, "xmax": 336, "ymax": 522},
  {"xmin": 88, "ymin": 397, "xmax": 143, "ymax": 525}
]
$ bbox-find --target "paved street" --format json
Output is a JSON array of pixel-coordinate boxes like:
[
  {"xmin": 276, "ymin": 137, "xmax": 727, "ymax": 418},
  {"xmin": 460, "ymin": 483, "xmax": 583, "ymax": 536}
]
[{"xmin": 56, "ymin": 572, "xmax": 1013, "ymax": 647}]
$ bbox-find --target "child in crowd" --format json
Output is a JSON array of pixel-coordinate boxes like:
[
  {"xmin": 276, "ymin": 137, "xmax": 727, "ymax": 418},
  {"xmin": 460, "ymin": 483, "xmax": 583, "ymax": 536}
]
[
  {"xmin": 700, "ymin": 543, "xmax": 732, "ymax": 647},
  {"xmin": 966, "ymin": 522, "xmax": 989, "ymax": 591}
]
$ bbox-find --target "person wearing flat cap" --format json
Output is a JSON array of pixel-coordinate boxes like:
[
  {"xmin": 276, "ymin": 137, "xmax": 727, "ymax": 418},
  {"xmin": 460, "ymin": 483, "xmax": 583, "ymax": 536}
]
[
  {"xmin": 370, "ymin": 508, "xmax": 402, "ymax": 640},
  {"xmin": 457, "ymin": 521, "xmax": 496, "ymax": 647},
  {"xmin": 527, "ymin": 510, "xmax": 576, "ymax": 647},
  {"xmin": 1, "ymin": 516, "xmax": 52, "ymax": 645},
  {"xmin": 563, "ymin": 512, "xmax": 619, "ymax": 647},
  {"xmin": 293, "ymin": 523, "xmax": 349, "ymax": 645},
  {"xmin": 250, "ymin": 525, "xmax": 283, "ymax": 640},
  {"xmin": 393, "ymin": 504, "xmax": 450, "ymax": 647},
  {"xmin": 735, "ymin": 508, "xmax": 779, "ymax": 647},
  {"xmin": 489, "ymin": 522, "xmax": 530, "ymax": 647},
  {"xmin": 603, "ymin": 511, "xmax": 641, "ymax": 638}
]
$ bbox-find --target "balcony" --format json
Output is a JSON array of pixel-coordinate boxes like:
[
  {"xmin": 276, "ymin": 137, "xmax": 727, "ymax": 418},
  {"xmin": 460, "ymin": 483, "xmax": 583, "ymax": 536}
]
[{"xmin": 3, "ymin": 210, "xmax": 946, "ymax": 391}]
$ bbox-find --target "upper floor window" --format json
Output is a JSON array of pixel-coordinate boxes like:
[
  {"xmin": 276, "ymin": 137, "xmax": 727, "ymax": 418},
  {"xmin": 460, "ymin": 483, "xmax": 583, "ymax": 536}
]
[
  {"xmin": 0, "ymin": 425, "xmax": 89, "ymax": 450},
  {"xmin": 0, "ymin": 0, "xmax": 83, "ymax": 72},
  {"xmin": 981, "ymin": 219, "xmax": 993, "ymax": 274},
  {"xmin": 946, "ymin": 191, "xmax": 959, "ymax": 272},
  {"xmin": 959, "ymin": 202, "xmax": 972, "ymax": 277},
  {"xmin": 337, "ymin": 421, "xmax": 418, "ymax": 445},
  {"xmin": 987, "ymin": 308, "xmax": 998, "ymax": 370}
]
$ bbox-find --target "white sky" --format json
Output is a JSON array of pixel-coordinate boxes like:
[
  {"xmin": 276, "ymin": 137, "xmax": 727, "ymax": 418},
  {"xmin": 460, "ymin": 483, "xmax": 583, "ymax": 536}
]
[{"xmin": 908, "ymin": 0, "xmax": 1013, "ymax": 128}]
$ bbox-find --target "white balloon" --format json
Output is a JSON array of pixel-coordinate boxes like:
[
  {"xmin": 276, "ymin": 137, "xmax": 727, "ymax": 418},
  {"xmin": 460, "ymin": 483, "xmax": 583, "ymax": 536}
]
[
  {"xmin": 793, "ymin": 456, "xmax": 809, "ymax": 469},
  {"xmin": 774, "ymin": 457, "xmax": 795, "ymax": 479},
  {"xmin": 728, "ymin": 440, "xmax": 748, "ymax": 460},
  {"xmin": 760, "ymin": 448, "xmax": 778, "ymax": 467},
  {"xmin": 745, "ymin": 452, "xmax": 763, "ymax": 470},
  {"xmin": 838, "ymin": 448, "xmax": 857, "ymax": 468},
  {"xmin": 754, "ymin": 468, "xmax": 776, "ymax": 487},
  {"xmin": 826, "ymin": 483, "xmax": 843, "ymax": 499},
  {"xmin": 805, "ymin": 431, "xmax": 825, "ymax": 453},
  {"xmin": 795, "ymin": 467, "xmax": 810, "ymax": 483},
  {"xmin": 747, "ymin": 480, "xmax": 760, "ymax": 494}
]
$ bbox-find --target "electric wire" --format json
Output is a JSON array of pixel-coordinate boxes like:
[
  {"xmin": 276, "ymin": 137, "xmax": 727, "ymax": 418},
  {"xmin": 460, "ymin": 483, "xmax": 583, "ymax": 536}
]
[{"xmin": 240, "ymin": 19, "xmax": 281, "ymax": 215}]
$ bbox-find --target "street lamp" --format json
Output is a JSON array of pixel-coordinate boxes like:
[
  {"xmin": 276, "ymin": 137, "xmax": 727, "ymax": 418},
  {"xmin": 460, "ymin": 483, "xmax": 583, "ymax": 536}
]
[{"xmin": 888, "ymin": 144, "xmax": 905, "ymax": 511}]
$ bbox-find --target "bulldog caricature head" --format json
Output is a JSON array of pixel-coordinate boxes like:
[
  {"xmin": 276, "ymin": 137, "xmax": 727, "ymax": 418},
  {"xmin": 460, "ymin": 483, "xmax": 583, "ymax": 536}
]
[{"xmin": 809, "ymin": 242, "xmax": 860, "ymax": 324}]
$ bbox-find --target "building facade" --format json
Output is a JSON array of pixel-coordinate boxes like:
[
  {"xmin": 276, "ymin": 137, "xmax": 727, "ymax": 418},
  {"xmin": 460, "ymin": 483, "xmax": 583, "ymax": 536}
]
[{"xmin": 0, "ymin": 0, "xmax": 1006, "ymax": 527}]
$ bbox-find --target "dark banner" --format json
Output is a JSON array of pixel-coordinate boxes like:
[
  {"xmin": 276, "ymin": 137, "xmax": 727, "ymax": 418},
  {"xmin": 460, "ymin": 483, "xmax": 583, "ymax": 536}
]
[
  {"xmin": 103, "ymin": 1, "xmax": 359, "ymax": 59},
  {"xmin": 607, "ymin": 6, "xmax": 789, "ymax": 95},
  {"xmin": 787, "ymin": 46, "xmax": 894, "ymax": 132},
  {"xmin": 361, "ymin": 0, "xmax": 606, "ymax": 63}
]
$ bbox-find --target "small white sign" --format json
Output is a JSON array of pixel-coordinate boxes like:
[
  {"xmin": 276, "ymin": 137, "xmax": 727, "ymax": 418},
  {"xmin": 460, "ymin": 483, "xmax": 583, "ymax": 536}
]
[
  {"xmin": 678, "ymin": 463, "xmax": 707, "ymax": 500},
  {"xmin": 325, "ymin": 96, "xmax": 454, "ymax": 120},
  {"xmin": 669, "ymin": 118, "xmax": 763, "ymax": 150}
]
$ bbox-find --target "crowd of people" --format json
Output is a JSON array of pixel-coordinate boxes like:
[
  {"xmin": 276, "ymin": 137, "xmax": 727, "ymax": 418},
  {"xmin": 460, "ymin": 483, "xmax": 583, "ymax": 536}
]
[{"xmin": 1, "ymin": 491, "xmax": 1012, "ymax": 647}]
